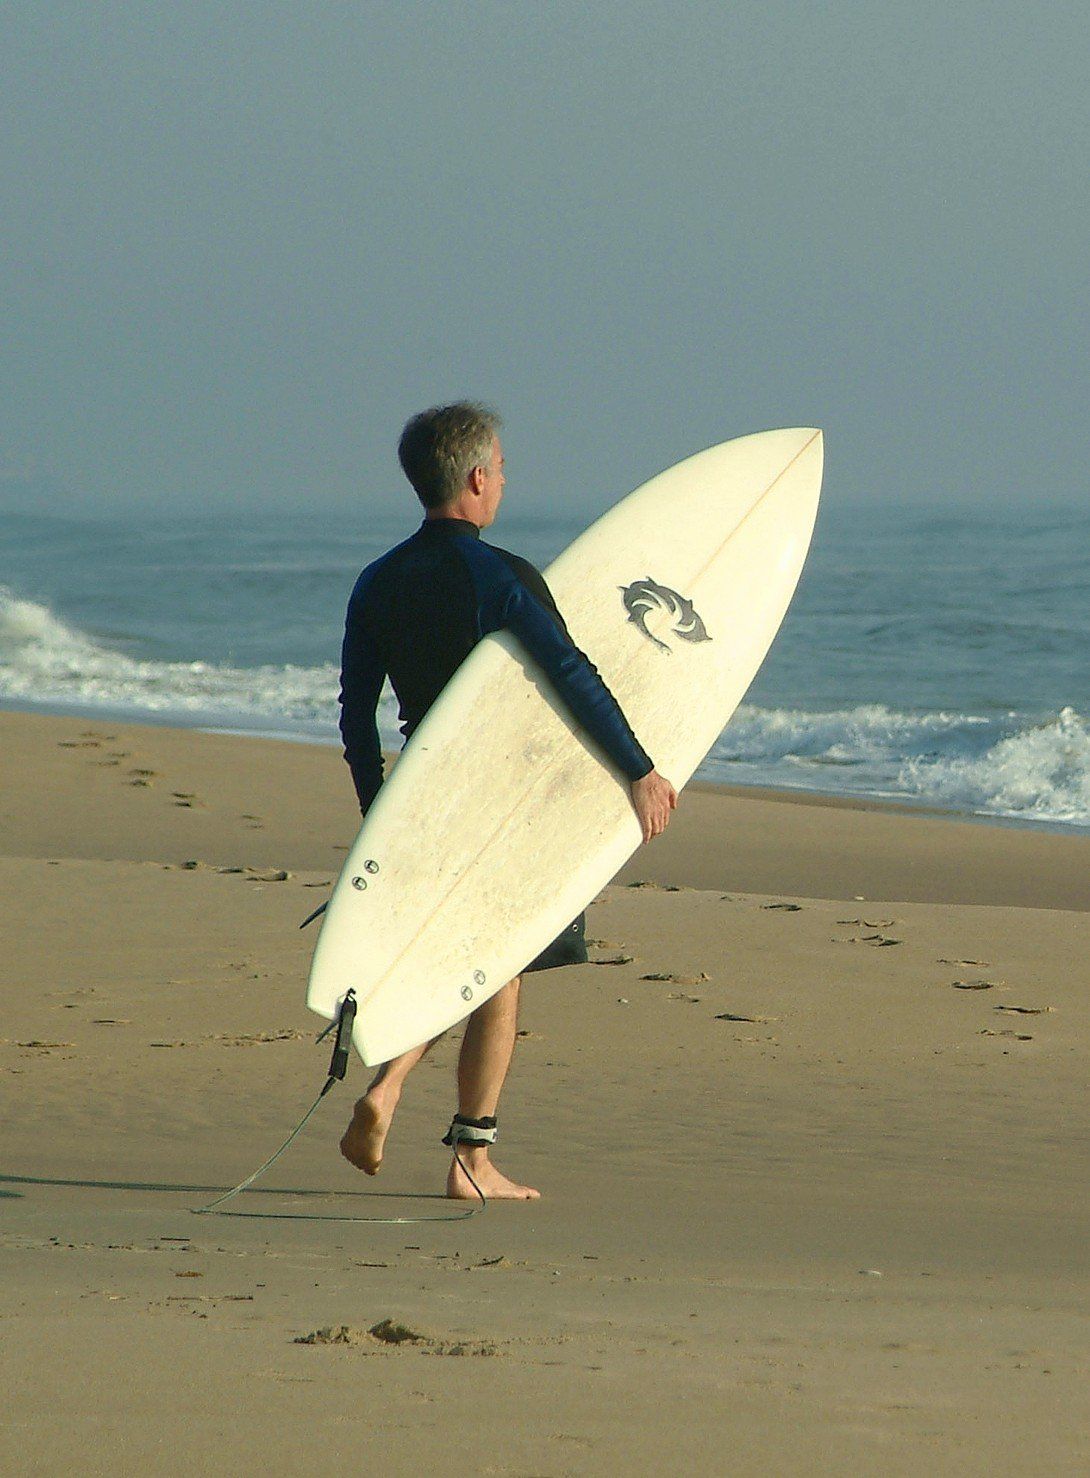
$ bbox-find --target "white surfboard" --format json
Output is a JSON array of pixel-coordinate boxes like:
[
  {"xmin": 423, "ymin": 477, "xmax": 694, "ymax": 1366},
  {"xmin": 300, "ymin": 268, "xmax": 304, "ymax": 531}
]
[{"xmin": 308, "ymin": 427, "xmax": 823, "ymax": 1065}]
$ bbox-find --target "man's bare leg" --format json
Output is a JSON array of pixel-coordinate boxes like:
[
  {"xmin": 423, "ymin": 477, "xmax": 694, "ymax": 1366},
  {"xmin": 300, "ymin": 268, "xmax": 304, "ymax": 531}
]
[
  {"xmin": 340, "ymin": 1037, "xmax": 435, "ymax": 1174},
  {"xmin": 447, "ymin": 976, "xmax": 540, "ymax": 1201}
]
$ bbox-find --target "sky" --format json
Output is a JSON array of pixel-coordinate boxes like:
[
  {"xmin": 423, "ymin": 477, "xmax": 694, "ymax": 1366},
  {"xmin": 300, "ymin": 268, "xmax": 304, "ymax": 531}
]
[{"xmin": 2, "ymin": 1, "xmax": 1087, "ymax": 521}]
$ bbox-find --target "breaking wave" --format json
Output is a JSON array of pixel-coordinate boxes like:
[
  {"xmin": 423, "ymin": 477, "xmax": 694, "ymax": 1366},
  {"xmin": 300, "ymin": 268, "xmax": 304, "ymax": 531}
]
[
  {"xmin": 707, "ymin": 702, "xmax": 1090, "ymax": 827},
  {"xmin": 2, "ymin": 587, "xmax": 1087, "ymax": 827},
  {"xmin": 0, "ymin": 584, "xmax": 404, "ymax": 738}
]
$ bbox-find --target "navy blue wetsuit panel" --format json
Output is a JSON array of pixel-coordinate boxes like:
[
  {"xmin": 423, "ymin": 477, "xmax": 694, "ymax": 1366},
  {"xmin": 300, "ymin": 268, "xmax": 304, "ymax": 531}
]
[
  {"xmin": 339, "ymin": 517, "xmax": 652, "ymax": 818},
  {"xmin": 339, "ymin": 516, "xmax": 653, "ymax": 973}
]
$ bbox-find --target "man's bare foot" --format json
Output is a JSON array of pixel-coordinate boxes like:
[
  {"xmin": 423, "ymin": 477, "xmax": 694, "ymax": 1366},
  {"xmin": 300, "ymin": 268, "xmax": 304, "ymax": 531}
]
[
  {"xmin": 446, "ymin": 1152, "xmax": 540, "ymax": 1201},
  {"xmin": 340, "ymin": 1086, "xmax": 398, "ymax": 1175}
]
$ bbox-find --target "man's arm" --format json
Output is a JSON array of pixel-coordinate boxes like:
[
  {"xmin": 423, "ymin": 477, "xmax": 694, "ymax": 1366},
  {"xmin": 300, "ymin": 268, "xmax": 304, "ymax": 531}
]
[
  {"xmin": 479, "ymin": 547, "xmax": 677, "ymax": 839},
  {"xmin": 458, "ymin": 538, "xmax": 653, "ymax": 782},
  {"xmin": 338, "ymin": 603, "xmax": 387, "ymax": 818}
]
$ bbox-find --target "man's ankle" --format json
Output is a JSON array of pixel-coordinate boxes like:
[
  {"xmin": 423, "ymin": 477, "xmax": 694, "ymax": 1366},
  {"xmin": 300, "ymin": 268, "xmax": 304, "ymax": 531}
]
[{"xmin": 454, "ymin": 1143, "xmax": 490, "ymax": 1165}]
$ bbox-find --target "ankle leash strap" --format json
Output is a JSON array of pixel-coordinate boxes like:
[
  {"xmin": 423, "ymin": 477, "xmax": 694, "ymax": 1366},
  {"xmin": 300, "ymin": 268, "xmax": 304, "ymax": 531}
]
[{"xmin": 442, "ymin": 1113, "xmax": 498, "ymax": 1148}]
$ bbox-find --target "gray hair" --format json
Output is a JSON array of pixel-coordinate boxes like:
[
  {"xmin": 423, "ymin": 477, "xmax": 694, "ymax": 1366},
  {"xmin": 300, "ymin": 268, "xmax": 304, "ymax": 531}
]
[{"xmin": 397, "ymin": 402, "xmax": 501, "ymax": 510}]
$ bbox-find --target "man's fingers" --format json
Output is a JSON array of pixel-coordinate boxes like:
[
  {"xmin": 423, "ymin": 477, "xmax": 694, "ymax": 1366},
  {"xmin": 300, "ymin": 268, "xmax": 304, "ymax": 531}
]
[{"xmin": 632, "ymin": 770, "xmax": 678, "ymax": 843}]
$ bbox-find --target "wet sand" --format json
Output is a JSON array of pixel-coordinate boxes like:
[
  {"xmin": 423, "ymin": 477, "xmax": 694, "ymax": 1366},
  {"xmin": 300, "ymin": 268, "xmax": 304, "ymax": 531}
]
[{"xmin": 3, "ymin": 710, "xmax": 1089, "ymax": 1474}]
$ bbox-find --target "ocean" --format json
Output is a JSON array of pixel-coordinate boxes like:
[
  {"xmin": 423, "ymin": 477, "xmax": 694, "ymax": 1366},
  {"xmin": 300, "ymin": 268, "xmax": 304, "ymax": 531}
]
[{"xmin": 2, "ymin": 501, "xmax": 1088, "ymax": 831}]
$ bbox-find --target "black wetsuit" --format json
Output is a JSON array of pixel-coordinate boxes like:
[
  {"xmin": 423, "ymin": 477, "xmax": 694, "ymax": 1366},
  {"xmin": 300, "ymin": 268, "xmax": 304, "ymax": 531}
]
[{"xmin": 338, "ymin": 516, "xmax": 653, "ymax": 970}]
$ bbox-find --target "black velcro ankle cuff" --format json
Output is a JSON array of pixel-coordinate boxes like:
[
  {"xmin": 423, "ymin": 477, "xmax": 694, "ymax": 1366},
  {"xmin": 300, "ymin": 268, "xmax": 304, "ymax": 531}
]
[{"xmin": 442, "ymin": 1113, "xmax": 497, "ymax": 1148}]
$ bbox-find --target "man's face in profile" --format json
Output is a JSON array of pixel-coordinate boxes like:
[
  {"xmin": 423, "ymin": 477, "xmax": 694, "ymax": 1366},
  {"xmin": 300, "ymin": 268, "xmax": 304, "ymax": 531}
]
[{"xmin": 479, "ymin": 435, "xmax": 505, "ymax": 527}]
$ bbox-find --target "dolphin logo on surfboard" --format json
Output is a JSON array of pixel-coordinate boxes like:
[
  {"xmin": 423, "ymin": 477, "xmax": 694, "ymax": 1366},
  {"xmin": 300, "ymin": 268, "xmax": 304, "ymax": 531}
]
[{"xmin": 620, "ymin": 577, "xmax": 712, "ymax": 654}]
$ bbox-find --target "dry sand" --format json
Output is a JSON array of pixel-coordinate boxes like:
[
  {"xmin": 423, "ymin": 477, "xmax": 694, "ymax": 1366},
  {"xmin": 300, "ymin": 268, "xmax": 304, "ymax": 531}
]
[{"xmin": 3, "ymin": 709, "xmax": 1089, "ymax": 1474}]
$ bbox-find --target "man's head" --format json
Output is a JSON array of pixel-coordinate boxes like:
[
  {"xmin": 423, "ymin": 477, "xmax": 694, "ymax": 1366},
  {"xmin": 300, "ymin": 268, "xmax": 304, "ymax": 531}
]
[{"xmin": 398, "ymin": 402, "xmax": 505, "ymax": 526}]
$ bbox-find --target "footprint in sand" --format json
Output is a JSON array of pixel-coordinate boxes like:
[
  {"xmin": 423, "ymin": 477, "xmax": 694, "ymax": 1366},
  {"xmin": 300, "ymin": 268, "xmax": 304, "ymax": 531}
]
[
  {"xmin": 994, "ymin": 1004, "xmax": 1051, "ymax": 1016},
  {"xmin": 763, "ymin": 902, "xmax": 802, "ymax": 912},
  {"xmin": 592, "ymin": 952, "xmax": 634, "ymax": 966},
  {"xmin": 58, "ymin": 739, "xmax": 100, "ymax": 748},
  {"xmin": 209, "ymin": 1029, "xmax": 306, "ymax": 1045},
  {"xmin": 641, "ymin": 971, "xmax": 710, "ymax": 986},
  {"xmin": 952, "ymin": 979, "xmax": 999, "ymax": 991},
  {"xmin": 365, "ymin": 1318, "xmax": 497, "ymax": 1355}
]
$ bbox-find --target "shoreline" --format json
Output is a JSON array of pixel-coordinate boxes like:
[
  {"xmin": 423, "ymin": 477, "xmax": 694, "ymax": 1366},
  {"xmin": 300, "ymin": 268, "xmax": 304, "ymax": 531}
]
[
  {"xmin": 1, "ymin": 695, "xmax": 1084, "ymax": 841},
  {"xmin": 2, "ymin": 706, "xmax": 1089, "ymax": 911}
]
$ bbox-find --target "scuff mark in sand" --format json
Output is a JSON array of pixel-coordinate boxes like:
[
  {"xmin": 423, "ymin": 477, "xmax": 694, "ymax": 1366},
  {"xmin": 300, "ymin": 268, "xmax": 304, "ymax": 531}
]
[{"xmin": 294, "ymin": 1320, "xmax": 499, "ymax": 1356}]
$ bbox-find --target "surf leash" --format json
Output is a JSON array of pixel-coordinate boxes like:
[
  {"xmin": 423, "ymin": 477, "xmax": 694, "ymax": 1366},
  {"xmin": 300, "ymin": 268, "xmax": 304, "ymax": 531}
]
[{"xmin": 191, "ymin": 990, "xmax": 487, "ymax": 1224}]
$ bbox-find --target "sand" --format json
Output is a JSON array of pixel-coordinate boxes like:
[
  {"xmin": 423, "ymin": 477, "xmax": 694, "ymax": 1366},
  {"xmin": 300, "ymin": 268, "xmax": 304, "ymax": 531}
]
[{"xmin": 3, "ymin": 709, "xmax": 1089, "ymax": 1474}]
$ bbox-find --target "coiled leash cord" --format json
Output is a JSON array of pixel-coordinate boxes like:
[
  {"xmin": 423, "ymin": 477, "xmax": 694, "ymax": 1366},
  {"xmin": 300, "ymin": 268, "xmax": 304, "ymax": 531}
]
[{"xmin": 192, "ymin": 991, "xmax": 487, "ymax": 1224}]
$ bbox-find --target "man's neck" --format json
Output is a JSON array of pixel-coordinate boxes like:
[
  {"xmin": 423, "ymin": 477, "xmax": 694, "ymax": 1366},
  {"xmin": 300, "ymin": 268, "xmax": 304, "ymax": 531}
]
[{"xmin": 425, "ymin": 492, "xmax": 485, "ymax": 527}]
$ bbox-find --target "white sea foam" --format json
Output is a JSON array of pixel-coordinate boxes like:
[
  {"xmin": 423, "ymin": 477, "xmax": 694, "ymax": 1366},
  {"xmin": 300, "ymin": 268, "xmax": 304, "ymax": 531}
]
[
  {"xmin": 708, "ymin": 701, "xmax": 1090, "ymax": 826},
  {"xmin": 712, "ymin": 702, "xmax": 989, "ymax": 767},
  {"xmin": 0, "ymin": 584, "xmax": 394, "ymax": 733},
  {"xmin": 2, "ymin": 587, "xmax": 1087, "ymax": 827},
  {"xmin": 900, "ymin": 706, "xmax": 1090, "ymax": 825}
]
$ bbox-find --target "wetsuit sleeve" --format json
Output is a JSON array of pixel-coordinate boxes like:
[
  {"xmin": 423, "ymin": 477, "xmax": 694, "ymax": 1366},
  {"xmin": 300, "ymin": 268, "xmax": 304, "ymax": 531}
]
[
  {"xmin": 338, "ymin": 587, "xmax": 387, "ymax": 817},
  {"xmin": 459, "ymin": 540, "xmax": 654, "ymax": 782}
]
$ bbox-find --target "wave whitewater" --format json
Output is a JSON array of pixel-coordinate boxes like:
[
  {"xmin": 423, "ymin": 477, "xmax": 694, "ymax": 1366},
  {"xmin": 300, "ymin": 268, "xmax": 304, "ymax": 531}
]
[
  {"xmin": 707, "ymin": 702, "xmax": 1090, "ymax": 827},
  {"xmin": 2, "ymin": 586, "xmax": 1088, "ymax": 828},
  {"xmin": 0, "ymin": 584, "xmax": 351, "ymax": 731}
]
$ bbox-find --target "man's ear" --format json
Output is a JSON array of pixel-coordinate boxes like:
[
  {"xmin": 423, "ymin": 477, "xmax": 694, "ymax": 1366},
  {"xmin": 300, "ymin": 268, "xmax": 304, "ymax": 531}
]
[{"xmin": 469, "ymin": 464, "xmax": 486, "ymax": 495}]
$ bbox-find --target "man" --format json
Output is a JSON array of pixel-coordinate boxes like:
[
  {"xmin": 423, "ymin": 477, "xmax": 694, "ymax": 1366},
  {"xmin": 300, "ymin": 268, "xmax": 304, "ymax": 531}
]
[{"xmin": 338, "ymin": 403, "xmax": 677, "ymax": 1199}]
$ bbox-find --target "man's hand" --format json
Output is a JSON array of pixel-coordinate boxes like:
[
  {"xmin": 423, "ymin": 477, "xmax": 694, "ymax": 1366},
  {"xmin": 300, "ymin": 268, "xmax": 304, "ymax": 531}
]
[{"xmin": 631, "ymin": 769, "xmax": 678, "ymax": 844}]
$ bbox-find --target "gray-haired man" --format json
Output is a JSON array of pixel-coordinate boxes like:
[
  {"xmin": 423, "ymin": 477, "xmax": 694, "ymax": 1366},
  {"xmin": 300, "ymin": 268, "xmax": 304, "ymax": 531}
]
[{"xmin": 338, "ymin": 404, "xmax": 676, "ymax": 1198}]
